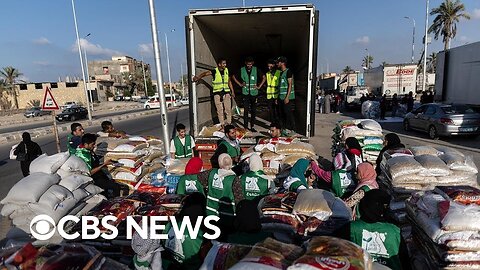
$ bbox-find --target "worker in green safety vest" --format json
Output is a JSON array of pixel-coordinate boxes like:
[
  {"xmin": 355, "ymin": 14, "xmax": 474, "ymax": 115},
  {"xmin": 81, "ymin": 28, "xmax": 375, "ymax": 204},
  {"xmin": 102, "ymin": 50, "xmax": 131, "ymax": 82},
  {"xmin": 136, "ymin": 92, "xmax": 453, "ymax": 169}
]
[
  {"xmin": 210, "ymin": 124, "xmax": 241, "ymax": 169},
  {"xmin": 192, "ymin": 58, "xmax": 234, "ymax": 125},
  {"xmin": 334, "ymin": 190, "xmax": 410, "ymax": 270},
  {"xmin": 170, "ymin": 123, "xmax": 196, "ymax": 159},
  {"xmin": 176, "ymin": 157, "xmax": 204, "ymax": 195},
  {"xmin": 232, "ymin": 57, "xmax": 266, "ymax": 132},
  {"xmin": 239, "ymin": 153, "xmax": 273, "ymax": 200},
  {"xmin": 343, "ymin": 162, "xmax": 379, "ymax": 220},
  {"xmin": 276, "ymin": 56, "xmax": 296, "ymax": 131},
  {"xmin": 266, "ymin": 58, "xmax": 281, "ymax": 124},
  {"xmin": 67, "ymin": 122, "xmax": 84, "ymax": 155}
]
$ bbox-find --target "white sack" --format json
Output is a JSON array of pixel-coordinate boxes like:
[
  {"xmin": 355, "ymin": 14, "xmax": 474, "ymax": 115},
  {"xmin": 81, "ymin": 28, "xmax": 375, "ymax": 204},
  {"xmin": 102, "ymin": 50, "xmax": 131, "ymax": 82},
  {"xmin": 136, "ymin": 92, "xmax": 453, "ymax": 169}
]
[
  {"xmin": 29, "ymin": 152, "xmax": 70, "ymax": 174},
  {"xmin": 1, "ymin": 173, "xmax": 60, "ymax": 205},
  {"xmin": 59, "ymin": 174, "xmax": 93, "ymax": 191},
  {"xmin": 60, "ymin": 155, "xmax": 90, "ymax": 175}
]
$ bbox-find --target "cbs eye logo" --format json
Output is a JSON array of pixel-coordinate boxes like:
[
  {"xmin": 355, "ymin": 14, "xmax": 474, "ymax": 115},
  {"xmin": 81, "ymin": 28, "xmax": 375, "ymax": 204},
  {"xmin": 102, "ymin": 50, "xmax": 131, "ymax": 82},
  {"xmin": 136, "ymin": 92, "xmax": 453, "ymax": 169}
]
[{"xmin": 30, "ymin": 215, "xmax": 56, "ymax": 240}]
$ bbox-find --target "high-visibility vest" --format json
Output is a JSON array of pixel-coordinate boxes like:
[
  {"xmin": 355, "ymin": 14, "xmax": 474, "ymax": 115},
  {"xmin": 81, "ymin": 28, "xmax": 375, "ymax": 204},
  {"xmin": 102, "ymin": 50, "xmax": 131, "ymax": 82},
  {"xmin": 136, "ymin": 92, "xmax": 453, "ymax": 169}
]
[
  {"xmin": 173, "ymin": 135, "xmax": 193, "ymax": 158},
  {"xmin": 266, "ymin": 70, "xmax": 280, "ymax": 99},
  {"xmin": 240, "ymin": 66, "xmax": 258, "ymax": 96},
  {"xmin": 278, "ymin": 68, "xmax": 295, "ymax": 100},
  {"xmin": 212, "ymin": 67, "xmax": 230, "ymax": 93},
  {"xmin": 219, "ymin": 140, "xmax": 240, "ymax": 159},
  {"xmin": 240, "ymin": 171, "xmax": 270, "ymax": 200},
  {"xmin": 206, "ymin": 169, "xmax": 236, "ymax": 217}
]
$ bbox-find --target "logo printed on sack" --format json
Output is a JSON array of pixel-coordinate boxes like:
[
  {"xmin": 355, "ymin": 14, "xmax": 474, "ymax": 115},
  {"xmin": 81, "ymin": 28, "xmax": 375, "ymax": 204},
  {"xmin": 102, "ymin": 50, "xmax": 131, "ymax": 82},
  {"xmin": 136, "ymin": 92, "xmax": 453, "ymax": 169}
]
[
  {"xmin": 339, "ymin": 172, "xmax": 351, "ymax": 188},
  {"xmin": 362, "ymin": 229, "xmax": 389, "ymax": 256},
  {"xmin": 245, "ymin": 177, "xmax": 260, "ymax": 192},
  {"xmin": 212, "ymin": 173, "xmax": 223, "ymax": 189},
  {"xmin": 316, "ymin": 256, "xmax": 350, "ymax": 270}
]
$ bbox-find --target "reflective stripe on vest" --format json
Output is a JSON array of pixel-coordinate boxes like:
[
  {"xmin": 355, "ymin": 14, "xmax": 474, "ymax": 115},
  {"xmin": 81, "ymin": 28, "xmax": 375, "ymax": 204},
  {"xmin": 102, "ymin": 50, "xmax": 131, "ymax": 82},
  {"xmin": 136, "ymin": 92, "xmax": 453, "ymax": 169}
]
[
  {"xmin": 279, "ymin": 68, "xmax": 295, "ymax": 100},
  {"xmin": 212, "ymin": 67, "xmax": 230, "ymax": 93},
  {"xmin": 174, "ymin": 135, "xmax": 193, "ymax": 158},
  {"xmin": 241, "ymin": 66, "xmax": 258, "ymax": 96},
  {"xmin": 266, "ymin": 70, "xmax": 280, "ymax": 99},
  {"xmin": 206, "ymin": 169, "xmax": 236, "ymax": 216}
]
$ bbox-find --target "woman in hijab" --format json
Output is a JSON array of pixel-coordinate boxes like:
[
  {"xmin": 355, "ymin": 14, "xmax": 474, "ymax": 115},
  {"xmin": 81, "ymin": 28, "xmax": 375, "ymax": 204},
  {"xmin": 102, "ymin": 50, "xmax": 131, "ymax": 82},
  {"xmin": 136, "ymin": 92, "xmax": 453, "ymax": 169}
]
[
  {"xmin": 376, "ymin": 133, "xmax": 405, "ymax": 174},
  {"xmin": 14, "ymin": 132, "xmax": 42, "ymax": 177},
  {"xmin": 334, "ymin": 137, "xmax": 363, "ymax": 171},
  {"xmin": 176, "ymin": 157, "xmax": 204, "ymax": 195},
  {"xmin": 334, "ymin": 190, "xmax": 409, "ymax": 270},
  {"xmin": 227, "ymin": 199, "xmax": 273, "ymax": 245},
  {"xmin": 235, "ymin": 154, "xmax": 273, "ymax": 201},
  {"xmin": 344, "ymin": 162, "xmax": 379, "ymax": 218},
  {"xmin": 283, "ymin": 159, "xmax": 315, "ymax": 192}
]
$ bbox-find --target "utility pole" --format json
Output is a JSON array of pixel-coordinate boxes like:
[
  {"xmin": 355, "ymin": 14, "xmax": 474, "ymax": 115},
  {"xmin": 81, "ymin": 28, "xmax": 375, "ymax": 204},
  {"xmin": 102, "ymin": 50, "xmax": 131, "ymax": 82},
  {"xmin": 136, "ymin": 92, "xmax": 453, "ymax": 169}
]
[
  {"xmin": 164, "ymin": 30, "xmax": 174, "ymax": 106},
  {"xmin": 141, "ymin": 54, "xmax": 148, "ymax": 96},
  {"xmin": 148, "ymin": 0, "xmax": 170, "ymax": 154},
  {"xmin": 404, "ymin": 16, "xmax": 416, "ymax": 63},
  {"xmin": 422, "ymin": 0, "xmax": 429, "ymax": 93},
  {"xmin": 180, "ymin": 62, "xmax": 185, "ymax": 97},
  {"xmin": 83, "ymin": 33, "xmax": 94, "ymax": 111}
]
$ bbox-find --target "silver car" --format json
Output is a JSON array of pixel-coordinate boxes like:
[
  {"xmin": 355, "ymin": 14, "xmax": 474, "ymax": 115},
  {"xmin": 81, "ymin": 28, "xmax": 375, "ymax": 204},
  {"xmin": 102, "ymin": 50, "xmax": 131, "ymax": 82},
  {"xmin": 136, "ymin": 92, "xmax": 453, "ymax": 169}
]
[
  {"xmin": 24, "ymin": 107, "xmax": 51, "ymax": 118},
  {"xmin": 403, "ymin": 103, "xmax": 480, "ymax": 139}
]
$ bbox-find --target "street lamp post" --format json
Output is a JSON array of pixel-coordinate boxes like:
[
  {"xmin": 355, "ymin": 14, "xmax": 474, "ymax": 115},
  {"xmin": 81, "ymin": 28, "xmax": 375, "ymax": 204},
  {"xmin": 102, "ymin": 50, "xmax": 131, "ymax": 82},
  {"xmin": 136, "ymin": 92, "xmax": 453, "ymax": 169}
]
[
  {"xmin": 404, "ymin": 16, "xmax": 416, "ymax": 63},
  {"xmin": 83, "ymin": 33, "xmax": 94, "ymax": 112},
  {"xmin": 164, "ymin": 30, "xmax": 174, "ymax": 106},
  {"xmin": 71, "ymin": 0, "xmax": 92, "ymax": 120},
  {"xmin": 422, "ymin": 0, "xmax": 429, "ymax": 93}
]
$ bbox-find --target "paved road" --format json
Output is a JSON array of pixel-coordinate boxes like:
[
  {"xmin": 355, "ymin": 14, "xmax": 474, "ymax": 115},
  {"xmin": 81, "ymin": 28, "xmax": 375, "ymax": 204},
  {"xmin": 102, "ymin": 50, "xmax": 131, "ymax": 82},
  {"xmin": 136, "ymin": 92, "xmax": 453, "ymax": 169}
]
[
  {"xmin": 0, "ymin": 108, "xmax": 146, "ymax": 134},
  {"xmin": 0, "ymin": 107, "xmax": 190, "ymax": 201}
]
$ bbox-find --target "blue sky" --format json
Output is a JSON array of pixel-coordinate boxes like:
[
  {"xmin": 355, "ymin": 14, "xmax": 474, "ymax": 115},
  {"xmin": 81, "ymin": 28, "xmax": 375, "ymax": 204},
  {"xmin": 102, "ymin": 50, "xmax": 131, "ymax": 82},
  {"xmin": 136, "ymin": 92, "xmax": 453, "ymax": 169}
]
[{"xmin": 1, "ymin": 0, "xmax": 479, "ymax": 82}]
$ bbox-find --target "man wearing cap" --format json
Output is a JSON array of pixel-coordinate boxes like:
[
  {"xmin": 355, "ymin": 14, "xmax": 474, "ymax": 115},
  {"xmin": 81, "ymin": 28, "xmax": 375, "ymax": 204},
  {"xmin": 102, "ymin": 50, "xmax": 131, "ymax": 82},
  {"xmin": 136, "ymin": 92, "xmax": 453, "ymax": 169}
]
[
  {"xmin": 265, "ymin": 58, "xmax": 281, "ymax": 124},
  {"xmin": 192, "ymin": 58, "xmax": 234, "ymax": 125},
  {"xmin": 277, "ymin": 56, "xmax": 295, "ymax": 131},
  {"xmin": 232, "ymin": 57, "xmax": 265, "ymax": 132}
]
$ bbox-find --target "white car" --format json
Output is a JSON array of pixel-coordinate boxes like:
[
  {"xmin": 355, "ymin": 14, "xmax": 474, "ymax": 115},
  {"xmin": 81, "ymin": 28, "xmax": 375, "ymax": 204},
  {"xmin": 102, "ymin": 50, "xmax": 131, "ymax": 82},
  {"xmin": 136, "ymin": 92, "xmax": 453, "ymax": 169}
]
[
  {"xmin": 179, "ymin": 97, "xmax": 189, "ymax": 106},
  {"xmin": 143, "ymin": 97, "xmax": 179, "ymax": 109}
]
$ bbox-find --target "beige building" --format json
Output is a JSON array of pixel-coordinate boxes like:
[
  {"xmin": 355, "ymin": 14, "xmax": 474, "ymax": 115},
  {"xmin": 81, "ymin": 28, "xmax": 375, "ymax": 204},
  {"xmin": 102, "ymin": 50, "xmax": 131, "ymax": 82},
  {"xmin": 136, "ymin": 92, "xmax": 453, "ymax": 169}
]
[
  {"xmin": 88, "ymin": 56, "xmax": 151, "ymax": 96},
  {"xmin": 10, "ymin": 81, "xmax": 88, "ymax": 110}
]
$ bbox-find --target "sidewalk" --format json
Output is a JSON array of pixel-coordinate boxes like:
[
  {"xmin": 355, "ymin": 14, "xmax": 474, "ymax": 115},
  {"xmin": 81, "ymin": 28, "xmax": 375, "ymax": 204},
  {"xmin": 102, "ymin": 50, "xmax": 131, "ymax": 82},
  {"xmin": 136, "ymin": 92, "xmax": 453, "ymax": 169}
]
[
  {"xmin": 0, "ymin": 105, "xmax": 184, "ymax": 144},
  {"xmin": 0, "ymin": 101, "xmax": 143, "ymax": 127}
]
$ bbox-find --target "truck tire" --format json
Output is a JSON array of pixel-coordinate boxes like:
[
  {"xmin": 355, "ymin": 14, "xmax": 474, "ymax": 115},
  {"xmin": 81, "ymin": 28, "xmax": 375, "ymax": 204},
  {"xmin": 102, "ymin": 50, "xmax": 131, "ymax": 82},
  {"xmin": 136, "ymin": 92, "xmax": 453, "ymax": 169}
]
[
  {"xmin": 428, "ymin": 125, "xmax": 439, "ymax": 140},
  {"xmin": 146, "ymin": 105, "xmax": 150, "ymax": 110}
]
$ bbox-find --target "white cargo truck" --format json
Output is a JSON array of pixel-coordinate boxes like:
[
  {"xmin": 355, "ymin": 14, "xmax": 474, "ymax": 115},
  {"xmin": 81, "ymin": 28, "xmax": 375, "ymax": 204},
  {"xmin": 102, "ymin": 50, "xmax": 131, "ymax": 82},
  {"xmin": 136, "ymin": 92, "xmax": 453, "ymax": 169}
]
[
  {"xmin": 364, "ymin": 64, "xmax": 418, "ymax": 97},
  {"xmin": 185, "ymin": 4, "xmax": 319, "ymax": 137}
]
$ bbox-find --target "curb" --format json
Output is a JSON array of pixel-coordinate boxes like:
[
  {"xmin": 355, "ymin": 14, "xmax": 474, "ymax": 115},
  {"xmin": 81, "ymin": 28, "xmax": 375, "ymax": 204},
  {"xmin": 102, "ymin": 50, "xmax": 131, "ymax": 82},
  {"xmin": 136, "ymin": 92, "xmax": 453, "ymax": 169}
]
[{"xmin": 0, "ymin": 107, "xmax": 185, "ymax": 144}]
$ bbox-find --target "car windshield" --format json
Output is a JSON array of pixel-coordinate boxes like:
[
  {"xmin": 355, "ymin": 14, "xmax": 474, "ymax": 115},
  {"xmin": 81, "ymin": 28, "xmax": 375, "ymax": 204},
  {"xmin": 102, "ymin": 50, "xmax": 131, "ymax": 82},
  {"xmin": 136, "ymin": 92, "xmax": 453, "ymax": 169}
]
[
  {"xmin": 63, "ymin": 108, "xmax": 75, "ymax": 113},
  {"xmin": 441, "ymin": 105, "xmax": 476, "ymax": 114}
]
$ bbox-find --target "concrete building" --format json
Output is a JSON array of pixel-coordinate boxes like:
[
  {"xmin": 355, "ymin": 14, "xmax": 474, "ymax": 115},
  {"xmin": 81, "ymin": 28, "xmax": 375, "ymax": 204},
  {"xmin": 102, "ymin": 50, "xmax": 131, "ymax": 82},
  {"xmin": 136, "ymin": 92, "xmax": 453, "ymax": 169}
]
[
  {"xmin": 11, "ymin": 81, "xmax": 88, "ymax": 109},
  {"xmin": 88, "ymin": 56, "xmax": 151, "ymax": 97}
]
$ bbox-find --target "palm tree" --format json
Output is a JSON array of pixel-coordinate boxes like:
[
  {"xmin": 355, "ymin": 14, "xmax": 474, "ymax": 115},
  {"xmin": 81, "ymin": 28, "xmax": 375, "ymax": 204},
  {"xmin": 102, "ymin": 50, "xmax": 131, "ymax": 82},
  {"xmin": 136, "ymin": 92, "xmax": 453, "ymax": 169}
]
[
  {"xmin": 427, "ymin": 52, "xmax": 437, "ymax": 73},
  {"xmin": 381, "ymin": 61, "xmax": 388, "ymax": 66},
  {"xmin": 362, "ymin": 55, "xmax": 374, "ymax": 69},
  {"xmin": 0, "ymin": 66, "xmax": 23, "ymax": 109},
  {"xmin": 428, "ymin": 0, "xmax": 470, "ymax": 51},
  {"xmin": 342, "ymin": 66, "xmax": 354, "ymax": 74}
]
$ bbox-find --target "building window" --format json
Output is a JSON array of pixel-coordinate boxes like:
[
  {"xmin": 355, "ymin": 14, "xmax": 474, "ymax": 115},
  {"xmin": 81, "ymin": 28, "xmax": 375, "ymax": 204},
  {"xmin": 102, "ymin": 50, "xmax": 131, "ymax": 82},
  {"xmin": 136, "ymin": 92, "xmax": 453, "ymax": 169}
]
[
  {"xmin": 50, "ymin": 82, "xmax": 58, "ymax": 88},
  {"xmin": 35, "ymin": 83, "xmax": 43, "ymax": 90},
  {"xmin": 103, "ymin": 66, "xmax": 109, "ymax": 75},
  {"xmin": 66, "ymin": 82, "xmax": 78, "ymax": 88},
  {"xmin": 19, "ymin": 84, "xmax": 27, "ymax": 90},
  {"xmin": 99, "ymin": 85, "xmax": 104, "ymax": 90}
]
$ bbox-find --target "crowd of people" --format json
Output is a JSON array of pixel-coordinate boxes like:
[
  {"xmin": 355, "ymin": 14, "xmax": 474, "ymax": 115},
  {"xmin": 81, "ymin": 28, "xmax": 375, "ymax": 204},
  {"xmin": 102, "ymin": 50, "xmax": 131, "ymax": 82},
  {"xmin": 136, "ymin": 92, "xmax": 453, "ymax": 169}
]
[
  {"xmin": 192, "ymin": 56, "xmax": 296, "ymax": 132},
  {"xmin": 316, "ymin": 91, "xmax": 344, "ymax": 114}
]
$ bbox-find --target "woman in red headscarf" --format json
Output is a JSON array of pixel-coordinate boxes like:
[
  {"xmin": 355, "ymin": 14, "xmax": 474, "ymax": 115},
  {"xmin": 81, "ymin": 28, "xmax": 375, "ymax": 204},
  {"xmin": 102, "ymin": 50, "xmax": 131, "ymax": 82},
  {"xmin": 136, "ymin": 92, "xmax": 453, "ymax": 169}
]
[{"xmin": 175, "ymin": 157, "xmax": 205, "ymax": 195}]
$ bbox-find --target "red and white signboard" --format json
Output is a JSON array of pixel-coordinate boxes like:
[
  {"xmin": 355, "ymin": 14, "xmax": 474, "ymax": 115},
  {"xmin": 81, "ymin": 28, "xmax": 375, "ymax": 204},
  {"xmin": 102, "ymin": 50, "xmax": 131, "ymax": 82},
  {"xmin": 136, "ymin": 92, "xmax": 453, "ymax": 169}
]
[{"xmin": 42, "ymin": 87, "xmax": 59, "ymax": 110}]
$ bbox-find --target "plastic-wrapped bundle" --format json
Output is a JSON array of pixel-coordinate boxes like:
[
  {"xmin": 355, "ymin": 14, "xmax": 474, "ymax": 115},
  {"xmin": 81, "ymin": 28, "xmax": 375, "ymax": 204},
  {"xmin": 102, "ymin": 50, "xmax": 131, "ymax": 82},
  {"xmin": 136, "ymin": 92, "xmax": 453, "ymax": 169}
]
[
  {"xmin": 275, "ymin": 142, "xmax": 316, "ymax": 157},
  {"xmin": 440, "ymin": 154, "xmax": 478, "ymax": 174},
  {"xmin": 415, "ymin": 155, "xmax": 451, "ymax": 177},
  {"xmin": 166, "ymin": 158, "xmax": 190, "ymax": 174},
  {"xmin": 363, "ymin": 136, "xmax": 384, "ymax": 145},
  {"xmin": 293, "ymin": 189, "xmax": 333, "ymax": 219},
  {"xmin": 410, "ymin": 146, "xmax": 441, "ymax": 156},
  {"xmin": 440, "ymin": 201, "xmax": 480, "ymax": 231},
  {"xmin": 359, "ymin": 119, "xmax": 382, "ymax": 132},
  {"xmin": 361, "ymin": 100, "xmax": 380, "ymax": 119},
  {"xmin": 387, "ymin": 156, "xmax": 424, "ymax": 179},
  {"xmin": 200, "ymin": 242, "xmax": 253, "ymax": 270},
  {"xmin": 435, "ymin": 146, "xmax": 465, "ymax": 157},
  {"xmin": 435, "ymin": 186, "xmax": 480, "ymax": 205},
  {"xmin": 436, "ymin": 171, "xmax": 478, "ymax": 186},
  {"xmin": 391, "ymin": 174, "xmax": 437, "ymax": 185},
  {"xmin": 363, "ymin": 144, "xmax": 383, "ymax": 152}
]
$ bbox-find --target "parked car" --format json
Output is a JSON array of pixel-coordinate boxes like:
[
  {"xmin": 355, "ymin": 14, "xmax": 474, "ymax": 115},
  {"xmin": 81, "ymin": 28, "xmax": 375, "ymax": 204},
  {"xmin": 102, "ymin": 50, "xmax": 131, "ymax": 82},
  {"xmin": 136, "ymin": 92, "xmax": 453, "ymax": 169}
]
[
  {"xmin": 124, "ymin": 96, "xmax": 132, "ymax": 101},
  {"xmin": 144, "ymin": 96, "xmax": 180, "ymax": 109},
  {"xmin": 114, "ymin": 96, "xmax": 124, "ymax": 101},
  {"xmin": 56, "ymin": 107, "xmax": 88, "ymax": 122},
  {"xmin": 24, "ymin": 107, "xmax": 52, "ymax": 118},
  {"xmin": 138, "ymin": 96, "xmax": 149, "ymax": 103},
  {"xmin": 403, "ymin": 103, "xmax": 480, "ymax": 139},
  {"xmin": 59, "ymin": 101, "xmax": 79, "ymax": 110},
  {"xmin": 179, "ymin": 97, "xmax": 189, "ymax": 106}
]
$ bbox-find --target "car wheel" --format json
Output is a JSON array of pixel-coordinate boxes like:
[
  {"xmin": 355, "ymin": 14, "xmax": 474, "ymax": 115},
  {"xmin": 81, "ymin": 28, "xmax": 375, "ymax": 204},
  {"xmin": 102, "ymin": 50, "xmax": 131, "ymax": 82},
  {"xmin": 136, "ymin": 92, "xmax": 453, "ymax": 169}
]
[
  {"xmin": 428, "ymin": 125, "xmax": 439, "ymax": 140},
  {"xmin": 146, "ymin": 105, "xmax": 150, "ymax": 110},
  {"xmin": 403, "ymin": 120, "xmax": 411, "ymax": 131},
  {"xmin": 71, "ymin": 116, "xmax": 76, "ymax": 121}
]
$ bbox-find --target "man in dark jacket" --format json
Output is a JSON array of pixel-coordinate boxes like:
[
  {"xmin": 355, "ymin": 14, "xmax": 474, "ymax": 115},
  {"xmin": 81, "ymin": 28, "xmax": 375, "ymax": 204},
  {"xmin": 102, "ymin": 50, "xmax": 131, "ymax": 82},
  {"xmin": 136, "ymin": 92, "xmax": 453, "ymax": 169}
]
[{"xmin": 14, "ymin": 132, "xmax": 42, "ymax": 177}]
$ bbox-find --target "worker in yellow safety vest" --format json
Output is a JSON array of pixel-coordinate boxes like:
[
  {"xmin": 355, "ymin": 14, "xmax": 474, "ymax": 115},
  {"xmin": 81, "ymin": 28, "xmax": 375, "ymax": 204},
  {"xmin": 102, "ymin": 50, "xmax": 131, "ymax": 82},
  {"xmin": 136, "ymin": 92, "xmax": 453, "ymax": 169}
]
[
  {"xmin": 265, "ymin": 58, "xmax": 281, "ymax": 124},
  {"xmin": 192, "ymin": 58, "xmax": 234, "ymax": 125}
]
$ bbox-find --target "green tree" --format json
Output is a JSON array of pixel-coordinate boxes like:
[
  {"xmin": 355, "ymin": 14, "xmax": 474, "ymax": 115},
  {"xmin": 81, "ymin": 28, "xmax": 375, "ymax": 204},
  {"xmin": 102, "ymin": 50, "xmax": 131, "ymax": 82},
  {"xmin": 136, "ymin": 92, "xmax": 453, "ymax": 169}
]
[
  {"xmin": 381, "ymin": 61, "xmax": 388, "ymax": 66},
  {"xmin": 429, "ymin": 0, "xmax": 470, "ymax": 51},
  {"xmin": 342, "ymin": 66, "xmax": 354, "ymax": 74},
  {"xmin": 27, "ymin": 99, "xmax": 41, "ymax": 108},
  {"xmin": 362, "ymin": 55, "xmax": 374, "ymax": 69},
  {"xmin": 0, "ymin": 66, "xmax": 23, "ymax": 109},
  {"xmin": 427, "ymin": 52, "xmax": 437, "ymax": 73}
]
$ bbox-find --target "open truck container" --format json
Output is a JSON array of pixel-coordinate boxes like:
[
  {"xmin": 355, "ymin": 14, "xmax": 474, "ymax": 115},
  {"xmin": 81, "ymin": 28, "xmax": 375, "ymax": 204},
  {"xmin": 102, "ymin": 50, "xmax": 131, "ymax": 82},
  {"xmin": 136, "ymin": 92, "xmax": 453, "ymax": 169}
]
[{"xmin": 185, "ymin": 4, "xmax": 319, "ymax": 137}]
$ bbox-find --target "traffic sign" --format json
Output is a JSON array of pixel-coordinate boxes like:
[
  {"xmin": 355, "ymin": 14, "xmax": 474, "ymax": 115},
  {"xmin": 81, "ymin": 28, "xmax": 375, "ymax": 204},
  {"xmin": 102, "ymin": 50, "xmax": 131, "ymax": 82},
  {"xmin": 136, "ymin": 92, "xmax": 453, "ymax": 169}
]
[{"xmin": 42, "ymin": 87, "xmax": 59, "ymax": 110}]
